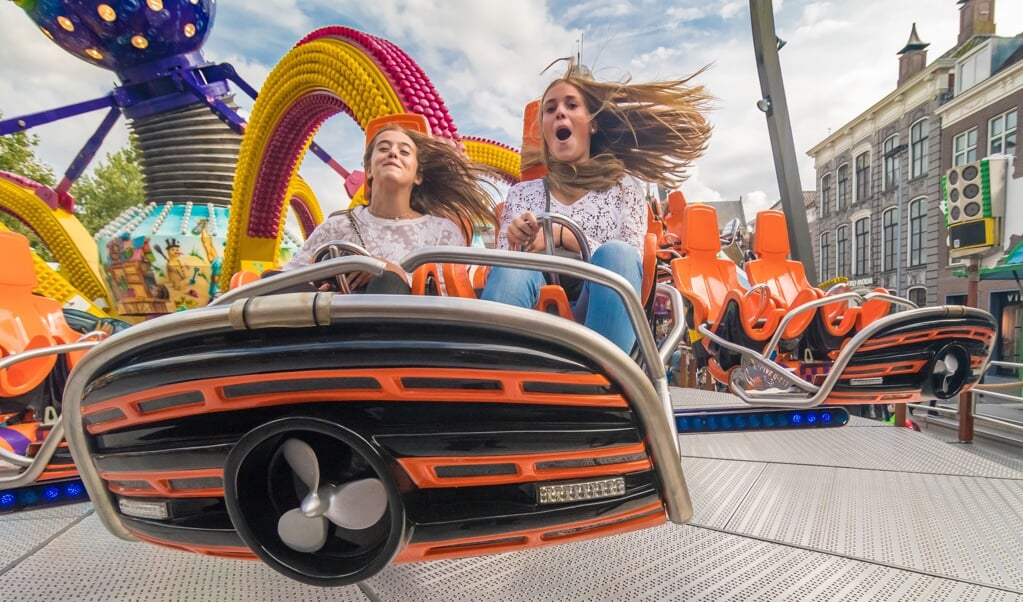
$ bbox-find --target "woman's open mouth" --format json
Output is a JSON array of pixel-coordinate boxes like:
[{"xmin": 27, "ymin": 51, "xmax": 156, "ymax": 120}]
[{"xmin": 555, "ymin": 126, "xmax": 572, "ymax": 141}]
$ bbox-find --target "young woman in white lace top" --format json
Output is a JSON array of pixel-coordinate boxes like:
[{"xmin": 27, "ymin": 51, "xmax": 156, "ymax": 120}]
[
  {"xmin": 285, "ymin": 125, "xmax": 497, "ymax": 293},
  {"xmin": 482, "ymin": 62, "xmax": 712, "ymax": 352}
]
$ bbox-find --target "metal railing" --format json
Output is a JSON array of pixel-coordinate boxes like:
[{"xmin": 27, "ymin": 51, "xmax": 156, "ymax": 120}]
[{"xmin": 906, "ymin": 359, "xmax": 1023, "ymax": 443}]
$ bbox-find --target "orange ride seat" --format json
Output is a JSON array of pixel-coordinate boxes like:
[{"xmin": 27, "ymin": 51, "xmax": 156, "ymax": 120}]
[
  {"xmin": 669, "ymin": 205, "xmax": 784, "ymax": 373},
  {"xmin": 745, "ymin": 210, "xmax": 889, "ymax": 355},
  {"xmin": 661, "ymin": 190, "xmax": 688, "ymax": 252},
  {"xmin": 743, "ymin": 210, "xmax": 821, "ymax": 339},
  {"xmin": 0, "ymin": 231, "xmax": 82, "ymax": 398}
]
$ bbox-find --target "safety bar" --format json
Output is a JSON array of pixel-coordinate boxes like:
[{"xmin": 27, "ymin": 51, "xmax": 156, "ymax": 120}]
[
  {"xmin": 400, "ymin": 246, "xmax": 661, "ymax": 377},
  {"xmin": 701, "ymin": 306, "xmax": 995, "ymax": 408},
  {"xmin": 211, "ymin": 256, "xmax": 387, "ymax": 306},
  {"xmin": 0, "ymin": 340, "xmax": 101, "ymax": 487}
]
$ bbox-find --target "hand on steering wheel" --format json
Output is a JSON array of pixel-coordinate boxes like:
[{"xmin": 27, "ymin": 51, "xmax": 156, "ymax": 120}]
[{"xmin": 311, "ymin": 240, "xmax": 371, "ymax": 293}]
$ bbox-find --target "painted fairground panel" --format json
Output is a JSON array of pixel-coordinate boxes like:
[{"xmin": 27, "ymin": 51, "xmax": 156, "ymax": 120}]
[{"xmin": 97, "ymin": 202, "xmax": 296, "ymax": 315}]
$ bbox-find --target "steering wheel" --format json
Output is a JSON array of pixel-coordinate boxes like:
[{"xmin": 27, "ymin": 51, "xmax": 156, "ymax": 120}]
[
  {"xmin": 311, "ymin": 240, "xmax": 371, "ymax": 293},
  {"xmin": 741, "ymin": 284, "xmax": 774, "ymax": 329},
  {"xmin": 530, "ymin": 212, "xmax": 592, "ymax": 288}
]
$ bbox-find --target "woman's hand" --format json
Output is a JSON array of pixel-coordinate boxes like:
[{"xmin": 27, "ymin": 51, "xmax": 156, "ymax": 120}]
[
  {"xmin": 340, "ymin": 259, "xmax": 408, "ymax": 291},
  {"xmin": 507, "ymin": 211, "xmax": 540, "ymax": 250},
  {"xmin": 509, "ymin": 211, "xmax": 559, "ymax": 253}
]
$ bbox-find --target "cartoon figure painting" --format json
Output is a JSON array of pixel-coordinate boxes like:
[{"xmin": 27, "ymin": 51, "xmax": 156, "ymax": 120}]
[{"xmin": 96, "ymin": 203, "xmax": 296, "ymax": 316}]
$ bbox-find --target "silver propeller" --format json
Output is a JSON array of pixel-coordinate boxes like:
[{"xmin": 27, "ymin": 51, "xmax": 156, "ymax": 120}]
[
  {"xmin": 276, "ymin": 438, "xmax": 388, "ymax": 553},
  {"xmin": 934, "ymin": 352, "xmax": 960, "ymax": 394}
]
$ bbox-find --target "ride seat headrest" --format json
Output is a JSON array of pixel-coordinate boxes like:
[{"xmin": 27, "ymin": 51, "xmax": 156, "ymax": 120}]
[
  {"xmin": 754, "ymin": 210, "xmax": 790, "ymax": 258},
  {"xmin": 364, "ymin": 113, "xmax": 431, "ymax": 146},
  {"xmin": 667, "ymin": 190, "xmax": 687, "ymax": 215},
  {"xmin": 0, "ymin": 231, "xmax": 38, "ymax": 288},
  {"xmin": 520, "ymin": 99, "xmax": 547, "ymax": 182},
  {"xmin": 683, "ymin": 205, "xmax": 722, "ymax": 255}
]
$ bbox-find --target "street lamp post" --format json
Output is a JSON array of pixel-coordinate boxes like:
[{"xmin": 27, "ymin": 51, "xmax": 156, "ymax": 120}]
[{"xmin": 885, "ymin": 143, "xmax": 909, "ymax": 297}]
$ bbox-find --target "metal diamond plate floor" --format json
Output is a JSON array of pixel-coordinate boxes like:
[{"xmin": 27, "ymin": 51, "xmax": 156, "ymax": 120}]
[{"xmin": 3, "ymin": 389, "xmax": 1022, "ymax": 601}]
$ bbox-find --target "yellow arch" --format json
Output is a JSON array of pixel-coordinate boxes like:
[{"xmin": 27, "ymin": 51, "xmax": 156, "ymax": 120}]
[
  {"xmin": 285, "ymin": 176, "xmax": 323, "ymax": 238},
  {"xmin": 224, "ymin": 37, "xmax": 406, "ymax": 277},
  {"xmin": 463, "ymin": 138, "xmax": 521, "ymax": 183},
  {"xmin": 0, "ymin": 178, "xmax": 113, "ymax": 311}
]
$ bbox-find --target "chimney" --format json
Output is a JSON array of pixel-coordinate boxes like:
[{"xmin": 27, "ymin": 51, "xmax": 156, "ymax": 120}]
[
  {"xmin": 958, "ymin": 0, "xmax": 996, "ymax": 46},
  {"xmin": 898, "ymin": 23, "xmax": 929, "ymax": 87}
]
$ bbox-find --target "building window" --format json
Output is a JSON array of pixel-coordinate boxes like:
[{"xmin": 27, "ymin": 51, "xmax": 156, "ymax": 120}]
[
  {"xmin": 909, "ymin": 197, "xmax": 925, "ymax": 266},
  {"xmin": 953, "ymin": 128, "xmax": 977, "ymax": 166},
  {"xmin": 837, "ymin": 225, "xmax": 849, "ymax": 277},
  {"xmin": 854, "ymin": 217, "xmax": 870, "ymax": 276},
  {"xmin": 989, "ymin": 109, "xmax": 1017, "ymax": 156},
  {"xmin": 820, "ymin": 174, "xmax": 832, "ymax": 218},
  {"xmin": 908, "ymin": 287, "xmax": 927, "ymax": 307},
  {"xmin": 958, "ymin": 54, "xmax": 979, "ymax": 93},
  {"xmin": 820, "ymin": 232, "xmax": 832, "ymax": 282},
  {"xmin": 882, "ymin": 207, "xmax": 898, "ymax": 271},
  {"xmin": 883, "ymin": 135, "xmax": 899, "ymax": 189},
  {"xmin": 837, "ymin": 164, "xmax": 850, "ymax": 211},
  {"xmin": 854, "ymin": 152, "xmax": 870, "ymax": 202},
  {"xmin": 910, "ymin": 119, "xmax": 928, "ymax": 178}
]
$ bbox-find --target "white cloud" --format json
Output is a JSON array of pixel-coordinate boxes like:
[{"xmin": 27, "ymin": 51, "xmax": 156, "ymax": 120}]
[
  {"xmin": 666, "ymin": 8, "xmax": 705, "ymax": 22},
  {"xmin": 719, "ymin": 2, "xmax": 745, "ymax": 20}
]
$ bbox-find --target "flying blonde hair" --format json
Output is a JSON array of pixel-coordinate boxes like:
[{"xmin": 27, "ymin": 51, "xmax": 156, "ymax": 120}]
[
  {"xmin": 363, "ymin": 125, "xmax": 498, "ymax": 242},
  {"xmin": 527, "ymin": 60, "xmax": 713, "ymax": 194}
]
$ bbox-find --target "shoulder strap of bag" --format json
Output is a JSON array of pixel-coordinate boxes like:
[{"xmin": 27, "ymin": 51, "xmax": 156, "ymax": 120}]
[
  {"xmin": 346, "ymin": 209, "xmax": 367, "ymax": 248},
  {"xmin": 542, "ymin": 176, "xmax": 552, "ymax": 213}
]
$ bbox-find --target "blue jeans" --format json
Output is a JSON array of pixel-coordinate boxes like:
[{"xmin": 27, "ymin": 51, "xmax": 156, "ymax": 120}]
[{"xmin": 481, "ymin": 240, "xmax": 643, "ymax": 352}]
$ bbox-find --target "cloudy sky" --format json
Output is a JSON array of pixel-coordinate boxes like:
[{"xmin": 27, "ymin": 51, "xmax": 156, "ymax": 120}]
[{"xmin": 2, "ymin": 0, "xmax": 1022, "ymax": 218}]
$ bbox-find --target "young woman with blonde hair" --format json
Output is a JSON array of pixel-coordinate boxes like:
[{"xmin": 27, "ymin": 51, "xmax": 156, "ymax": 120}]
[
  {"xmin": 286, "ymin": 124, "xmax": 498, "ymax": 293},
  {"xmin": 482, "ymin": 62, "xmax": 713, "ymax": 351}
]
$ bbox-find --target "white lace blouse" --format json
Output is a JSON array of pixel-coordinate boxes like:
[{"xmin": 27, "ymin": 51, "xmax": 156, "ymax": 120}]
[
  {"xmin": 285, "ymin": 205, "xmax": 466, "ymax": 269},
  {"xmin": 496, "ymin": 177, "xmax": 647, "ymax": 253}
]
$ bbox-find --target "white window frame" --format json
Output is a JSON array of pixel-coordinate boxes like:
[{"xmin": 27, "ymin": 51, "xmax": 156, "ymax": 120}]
[
  {"xmin": 819, "ymin": 231, "xmax": 832, "ymax": 282},
  {"xmin": 953, "ymin": 128, "xmax": 978, "ymax": 166},
  {"xmin": 820, "ymin": 173, "xmax": 832, "ymax": 218},
  {"xmin": 853, "ymin": 216, "xmax": 871, "ymax": 276},
  {"xmin": 854, "ymin": 151, "xmax": 870, "ymax": 204},
  {"xmin": 883, "ymin": 134, "xmax": 899, "ymax": 190},
  {"xmin": 908, "ymin": 197, "xmax": 926, "ymax": 267},
  {"xmin": 907, "ymin": 286, "xmax": 927, "ymax": 308},
  {"xmin": 836, "ymin": 163, "xmax": 850, "ymax": 211},
  {"xmin": 836, "ymin": 225, "xmax": 850, "ymax": 277},
  {"xmin": 989, "ymin": 109, "xmax": 1017, "ymax": 156},
  {"xmin": 910, "ymin": 118, "xmax": 928, "ymax": 179},
  {"xmin": 882, "ymin": 207, "xmax": 898, "ymax": 272}
]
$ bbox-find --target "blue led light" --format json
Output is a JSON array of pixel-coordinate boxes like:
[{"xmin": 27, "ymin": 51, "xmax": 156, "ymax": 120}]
[
  {"xmin": 675, "ymin": 407, "xmax": 848, "ymax": 433},
  {"xmin": 64, "ymin": 482, "xmax": 84, "ymax": 497},
  {"xmin": 0, "ymin": 493, "xmax": 14, "ymax": 507},
  {"xmin": 43, "ymin": 486, "xmax": 60, "ymax": 500}
]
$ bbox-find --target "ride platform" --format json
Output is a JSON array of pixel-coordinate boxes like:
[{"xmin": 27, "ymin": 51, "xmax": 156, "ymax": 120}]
[{"xmin": 1, "ymin": 389, "xmax": 1021, "ymax": 601}]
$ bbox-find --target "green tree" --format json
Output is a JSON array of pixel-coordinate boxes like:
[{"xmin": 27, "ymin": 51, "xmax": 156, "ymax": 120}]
[
  {"xmin": 0, "ymin": 112, "xmax": 57, "ymax": 258},
  {"xmin": 71, "ymin": 140, "xmax": 145, "ymax": 234},
  {"xmin": 0, "ymin": 124, "xmax": 56, "ymax": 186}
]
